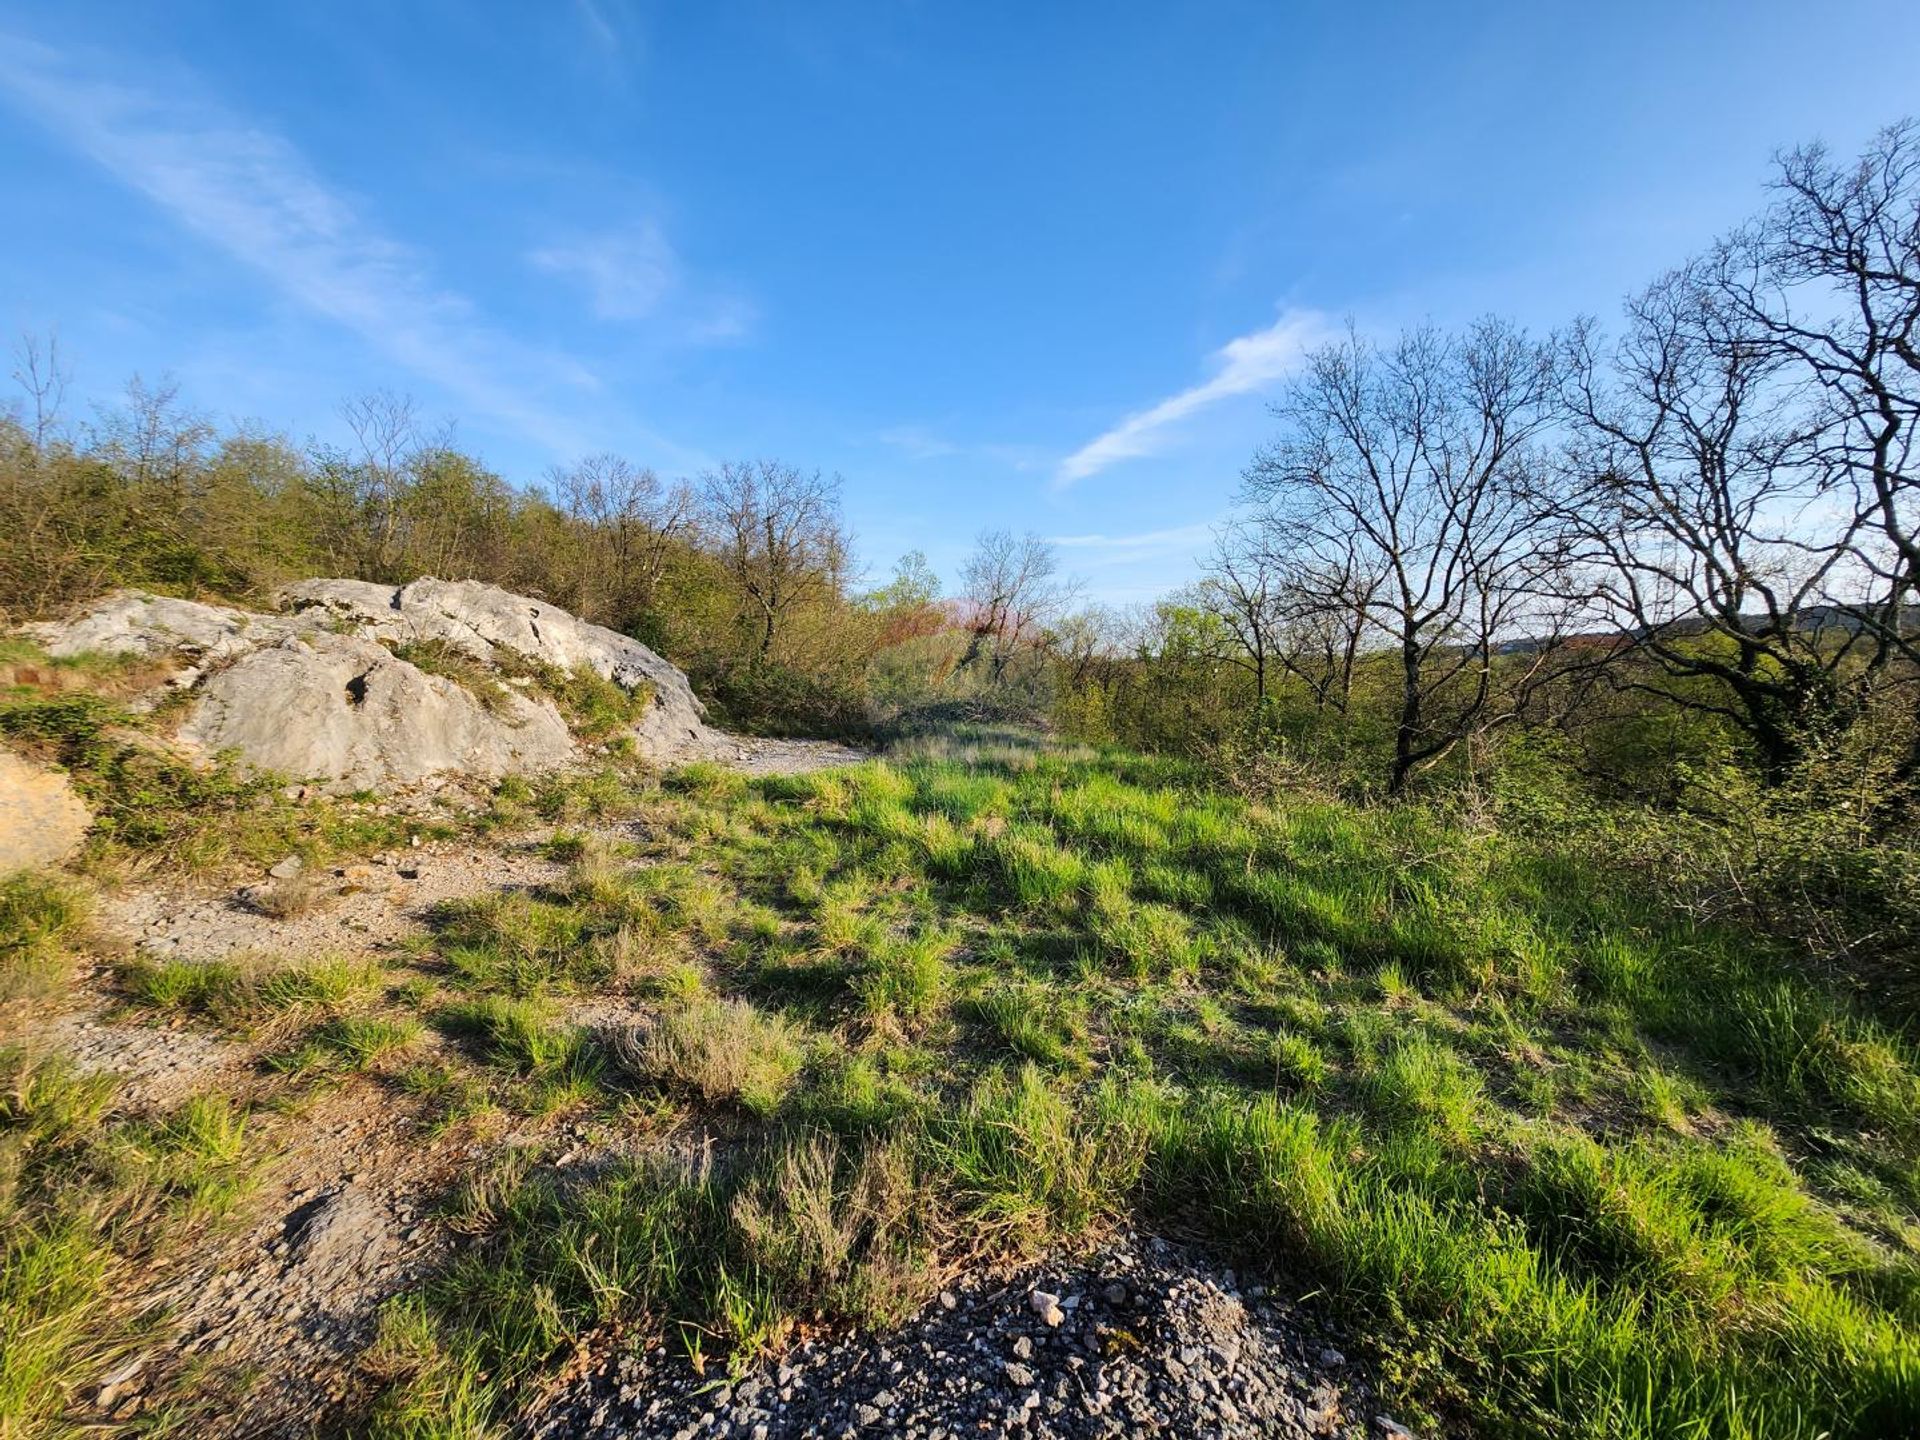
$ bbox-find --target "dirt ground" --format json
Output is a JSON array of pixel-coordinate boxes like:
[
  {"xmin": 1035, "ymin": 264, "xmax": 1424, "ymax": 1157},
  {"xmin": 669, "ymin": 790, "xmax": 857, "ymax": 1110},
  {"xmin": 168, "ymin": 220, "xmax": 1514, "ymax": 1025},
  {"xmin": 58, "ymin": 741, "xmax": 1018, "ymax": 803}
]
[{"xmin": 24, "ymin": 737, "xmax": 871, "ymax": 1437}]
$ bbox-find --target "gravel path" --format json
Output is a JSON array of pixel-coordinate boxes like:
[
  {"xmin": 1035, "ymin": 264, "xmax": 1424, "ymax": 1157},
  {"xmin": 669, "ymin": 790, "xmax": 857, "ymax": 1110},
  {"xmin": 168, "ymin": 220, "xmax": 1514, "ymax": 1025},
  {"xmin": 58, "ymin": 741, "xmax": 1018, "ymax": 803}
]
[
  {"xmin": 533, "ymin": 1233, "xmax": 1416, "ymax": 1439},
  {"xmin": 698, "ymin": 735, "xmax": 873, "ymax": 776}
]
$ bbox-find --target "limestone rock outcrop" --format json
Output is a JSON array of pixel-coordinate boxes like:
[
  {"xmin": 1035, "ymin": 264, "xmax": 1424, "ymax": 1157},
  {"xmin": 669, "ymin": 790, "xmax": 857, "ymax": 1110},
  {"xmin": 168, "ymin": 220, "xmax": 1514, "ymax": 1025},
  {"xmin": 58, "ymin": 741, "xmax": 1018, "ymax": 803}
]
[
  {"xmin": 176, "ymin": 630, "xmax": 578, "ymax": 792},
  {"xmin": 279, "ymin": 578, "xmax": 713, "ymax": 758},
  {"xmin": 24, "ymin": 580, "xmax": 723, "ymax": 793}
]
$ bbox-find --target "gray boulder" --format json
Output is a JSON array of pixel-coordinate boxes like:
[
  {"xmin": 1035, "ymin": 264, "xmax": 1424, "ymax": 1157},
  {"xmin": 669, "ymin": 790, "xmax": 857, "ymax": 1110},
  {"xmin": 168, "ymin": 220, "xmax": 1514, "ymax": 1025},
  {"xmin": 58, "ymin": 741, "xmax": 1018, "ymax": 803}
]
[
  {"xmin": 280, "ymin": 578, "xmax": 716, "ymax": 756},
  {"xmin": 25, "ymin": 591, "xmax": 296, "ymax": 663},
  {"xmin": 177, "ymin": 631, "xmax": 577, "ymax": 793},
  {"xmin": 22, "ymin": 579, "xmax": 725, "ymax": 794}
]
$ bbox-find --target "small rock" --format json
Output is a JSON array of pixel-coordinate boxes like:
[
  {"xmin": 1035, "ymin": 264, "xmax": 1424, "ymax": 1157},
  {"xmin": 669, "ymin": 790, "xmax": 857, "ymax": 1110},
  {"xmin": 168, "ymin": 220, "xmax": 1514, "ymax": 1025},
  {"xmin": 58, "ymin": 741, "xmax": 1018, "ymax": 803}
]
[
  {"xmin": 268, "ymin": 855, "xmax": 303, "ymax": 880},
  {"xmin": 1029, "ymin": 1290, "xmax": 1065, "ymax": 1327}
]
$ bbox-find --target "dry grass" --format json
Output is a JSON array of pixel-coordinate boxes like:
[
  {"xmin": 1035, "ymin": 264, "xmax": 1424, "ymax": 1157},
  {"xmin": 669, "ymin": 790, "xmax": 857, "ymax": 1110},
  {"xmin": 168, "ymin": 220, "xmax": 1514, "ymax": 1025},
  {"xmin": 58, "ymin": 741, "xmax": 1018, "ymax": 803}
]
[{"xmin": 607, "ymin": 998, "xmax": 805, "ymax": 1115}]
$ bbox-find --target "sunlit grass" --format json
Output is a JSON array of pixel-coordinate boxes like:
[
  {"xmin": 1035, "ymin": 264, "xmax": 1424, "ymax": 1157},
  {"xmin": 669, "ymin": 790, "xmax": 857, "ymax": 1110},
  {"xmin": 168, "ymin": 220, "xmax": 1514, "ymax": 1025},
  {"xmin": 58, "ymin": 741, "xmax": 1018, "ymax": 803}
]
[{"xmin": 14, "ymin": 722, "xmax": 1920, "ymax": 1439}]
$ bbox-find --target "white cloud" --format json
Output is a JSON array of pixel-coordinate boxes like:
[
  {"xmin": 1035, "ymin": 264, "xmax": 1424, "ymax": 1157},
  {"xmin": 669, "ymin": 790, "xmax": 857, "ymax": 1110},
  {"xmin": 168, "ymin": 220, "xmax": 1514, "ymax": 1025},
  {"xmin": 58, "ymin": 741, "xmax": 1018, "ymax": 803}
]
[
  {"xmin": 1047, "ymin": 520, "xmax": 1218, "ymax": 568},
  {"xmin": 875, "ymin": 424, "xmax": 961, "ymax": 461},
  {"xmin": 530, "ymin": 222, "xmax": 756, "ymax": 342},
  {"xmin": 1055, "ymin": 307, "xmax": 1332, "ymax": 488},
  {"xmin": 0, "ymin": 31, "xmax": 602, "ymax": 454},
  {"xmin": 872, "ymin": 426, "xmax": 1051, "ymax": 474},
  {"xmin": 531, "ymin": 222, "xmax": 678, "ymax": 321}
]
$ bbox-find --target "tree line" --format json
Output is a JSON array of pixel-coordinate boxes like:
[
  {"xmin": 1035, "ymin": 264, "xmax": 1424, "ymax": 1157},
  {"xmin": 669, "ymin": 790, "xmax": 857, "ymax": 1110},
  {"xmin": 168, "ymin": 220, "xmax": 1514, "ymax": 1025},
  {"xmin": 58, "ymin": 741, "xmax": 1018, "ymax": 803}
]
[
  {"xmin": 0, "ymin": 354, "xmax": 1079, "ymax": 735},
  {"xmin": 3, "ymin": 120, "xmax": 1916, "ymax": 818},
  {"xmin": 1067, "ymin": 120, "xmax": 1920, "ymax": 814}
]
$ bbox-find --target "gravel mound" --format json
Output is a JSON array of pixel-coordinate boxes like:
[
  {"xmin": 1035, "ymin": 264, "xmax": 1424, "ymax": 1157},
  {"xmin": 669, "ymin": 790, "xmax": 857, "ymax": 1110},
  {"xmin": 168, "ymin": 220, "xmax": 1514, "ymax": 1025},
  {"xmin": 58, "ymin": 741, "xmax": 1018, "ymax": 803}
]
[{"xmin": 533, "ymin": 1234, "xmax": 1416, "ymax": 1439}]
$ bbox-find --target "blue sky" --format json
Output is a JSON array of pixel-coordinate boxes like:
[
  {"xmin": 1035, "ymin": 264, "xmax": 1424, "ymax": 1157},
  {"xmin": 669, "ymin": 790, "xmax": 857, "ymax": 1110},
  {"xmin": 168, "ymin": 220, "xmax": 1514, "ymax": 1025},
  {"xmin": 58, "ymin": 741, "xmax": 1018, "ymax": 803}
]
[{"xmin": 3, "ymin": 2, "xmax": 1916, "ymax": 602}]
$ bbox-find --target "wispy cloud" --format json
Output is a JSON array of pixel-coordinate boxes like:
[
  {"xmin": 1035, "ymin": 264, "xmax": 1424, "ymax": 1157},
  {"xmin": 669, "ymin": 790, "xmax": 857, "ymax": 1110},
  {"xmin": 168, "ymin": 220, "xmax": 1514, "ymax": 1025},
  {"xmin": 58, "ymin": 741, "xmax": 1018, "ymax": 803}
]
[
  {"xmin": 1048, "ymin": 520, "xmax": 1218, "ymax": 568},
  {"xmin": 573, "ymin": 0, "xmax": 622, "ymax": 55},
  {"xmin": 873, "ymin": 425, "xmax": 1048, "ymax": 472},
  {"xmin": 532, "ymin": 222, "xmax": 678, "ymax": 320},
  {"xmin": 0, "ymin": 31, "xmax": 603, "ymax": 454},
  {"xmin": 530, "ymin": 221, "xmax": 756, "ymax": 342},
  {"xmin": 875, "ymin": 424, "xmax": 961, "ymax": 461},
  {"xmin": 1055, "ymin": 308, "xmax": 1332, "ymax": 488}
]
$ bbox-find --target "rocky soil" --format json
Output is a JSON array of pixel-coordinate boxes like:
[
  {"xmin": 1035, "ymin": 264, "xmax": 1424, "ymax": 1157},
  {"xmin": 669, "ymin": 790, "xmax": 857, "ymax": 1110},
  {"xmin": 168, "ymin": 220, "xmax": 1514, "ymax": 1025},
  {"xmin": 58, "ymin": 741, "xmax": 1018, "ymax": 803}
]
[
  {"xmin": 534, "ymin": 1234, "xmax": 1415, "ymax": 1440},
  {"xmin": 112, "ymin": 1089, "xmax": 469, "ymax": 1436},
  {"xmin": 104, "ymin": 834, "xmax": 569, "ymax": 962}
]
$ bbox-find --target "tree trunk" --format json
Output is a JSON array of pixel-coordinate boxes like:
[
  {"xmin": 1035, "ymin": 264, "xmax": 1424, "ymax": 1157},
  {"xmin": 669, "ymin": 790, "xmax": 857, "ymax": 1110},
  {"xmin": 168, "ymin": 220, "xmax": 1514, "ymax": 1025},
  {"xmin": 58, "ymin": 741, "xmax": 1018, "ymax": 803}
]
[{"xmin": 1390, "ymin": 633, "xmax": 1421, "ymax": 797}]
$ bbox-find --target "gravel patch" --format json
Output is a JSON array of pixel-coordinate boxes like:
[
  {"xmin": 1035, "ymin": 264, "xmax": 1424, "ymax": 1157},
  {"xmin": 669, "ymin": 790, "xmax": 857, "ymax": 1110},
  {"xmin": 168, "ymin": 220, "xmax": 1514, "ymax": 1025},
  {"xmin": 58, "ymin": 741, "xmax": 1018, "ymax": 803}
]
[
  {"xmin": 41, "ymin": 1011, "xmax": 242, "ymax": 1106},
  {"xmin": 703, "ymin": 736, "xmax": 873, "ymax": 776},
  {"xmin": 532, "ymin": 1233, "xmax": 1416, "ymax": 1439},
  {"xmin": 101, "ymin": 838, "xmax": 567, "ymax": 962}
]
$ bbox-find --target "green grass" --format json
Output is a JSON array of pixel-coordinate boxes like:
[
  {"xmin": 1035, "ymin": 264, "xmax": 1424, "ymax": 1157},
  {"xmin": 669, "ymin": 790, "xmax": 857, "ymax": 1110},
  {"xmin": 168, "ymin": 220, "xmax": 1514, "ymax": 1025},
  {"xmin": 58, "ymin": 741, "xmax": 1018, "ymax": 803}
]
[
  {"xmin": 121, "ymin": 952, "xmax": 387, "ymax": 1029},
  {"xmin": 0, "ymin": 1050, "xmax": 258, "ymax": 1438},
  {"xmin": 609, "ymin": 998, "xmax": 806, "ymax": 1116},
  {"xmin": 0, "ymin": 871, "xmax": 88, "ymax": 1002},
  {"xmin": 12, "ymin": 724, "xmax": 1920, "ymax": 1438},
  {"xmin": 362, "ymin": 732, "xmax": 1920, "ymax": 1439}
]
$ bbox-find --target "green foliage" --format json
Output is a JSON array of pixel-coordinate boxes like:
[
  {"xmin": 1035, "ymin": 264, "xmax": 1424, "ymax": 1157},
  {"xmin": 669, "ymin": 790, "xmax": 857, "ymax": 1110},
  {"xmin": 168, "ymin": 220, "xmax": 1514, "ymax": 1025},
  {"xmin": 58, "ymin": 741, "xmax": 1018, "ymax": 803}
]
[
  {"xmin": 0, "ymin": 1049, "xmax": 257, "ymax": 1439},
  {"xmin": 0, "ymin": 872, "xmax": 87, "ymax": 1002},
  {"xmin": 443, "ymin": 997, "xmax": 594, "ymax": 1080},
  {"xmin": 518, "ymin": 737, "xmax": 1919, "ymax": 1438},
  {"xmin": 11, "ymin": 687, "xmax": 1920, "ymax": 1438}
]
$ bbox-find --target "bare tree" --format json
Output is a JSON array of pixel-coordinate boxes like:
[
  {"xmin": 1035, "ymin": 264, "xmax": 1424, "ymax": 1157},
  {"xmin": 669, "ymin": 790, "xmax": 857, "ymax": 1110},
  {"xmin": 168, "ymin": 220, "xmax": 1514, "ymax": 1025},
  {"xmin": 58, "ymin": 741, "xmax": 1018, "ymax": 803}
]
[
  {"xmin": 97, "ymin": 375, "xmax": 217, "ymax": 499},
  {"xmin": 1271, "ymin": 555, "xmax": 1378, "ymax": 717},
  {"xmin": 698, "ymin": 460, "xmax": 849, "ymax": 657},
  {"xmin": 957, "ymin": 530, "xmax": 1076, "ymax": 683},
  {"xmin": 1196, "ymin": 521, "xmax": 1281, "ymax": 703},
  {"xmin": 1554, "ymin": 120, "xmax": 1920, "ymax": 782},
  {"xmin": 339, "ymin": 389, "xmax": 425, "ymax": 576},
  {"xmin": 1244, "ymin": 319, "xmax": 1564, "ymax": 794},
  {"xmin": 1744, "ymin": 120, "xmax": 1920, "ymax": 658},
  {"xmin": 1556, "ymin": 276, "xmax": 1861, "ymax": 777},
  {"xmin": 10, "ymin": 332, "xmax": 69, "ymax": 450},
  {"xmin": 552, "ymin": 453, "xmax": 692, "ymax": 625}
]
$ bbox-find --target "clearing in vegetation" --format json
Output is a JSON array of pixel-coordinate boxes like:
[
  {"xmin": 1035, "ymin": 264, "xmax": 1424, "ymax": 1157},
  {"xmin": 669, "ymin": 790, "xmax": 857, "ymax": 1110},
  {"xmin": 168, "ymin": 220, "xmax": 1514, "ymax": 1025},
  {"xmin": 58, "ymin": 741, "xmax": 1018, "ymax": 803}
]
[{"xmin": 6, "ymin": 722, "xmax": 1918, "ymax": 1439}]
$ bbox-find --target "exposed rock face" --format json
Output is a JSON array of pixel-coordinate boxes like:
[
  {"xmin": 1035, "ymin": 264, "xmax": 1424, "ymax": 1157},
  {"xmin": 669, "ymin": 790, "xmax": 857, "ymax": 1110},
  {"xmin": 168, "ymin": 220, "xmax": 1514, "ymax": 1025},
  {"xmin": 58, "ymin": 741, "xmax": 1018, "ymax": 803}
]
[
  {"xmin": 24, "ymin": 579, "xmax": 724, "ymax": 793},
  {"xmin": 280, "ymin": 578, "xmax": 716, "ymax": 757},
  {"xmin": 0, "ymin": 748, "xmax": 92, "ymax": 873},
  {"xmin": 28, "ymin": 590, "xmax": 295, "ymax": 663},
  {"xmin": 176, "ymin": 630, "xmax": 577, "ymax": 792}
]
